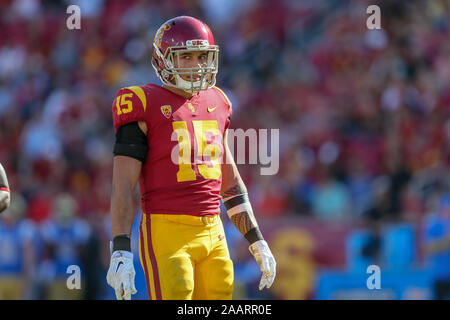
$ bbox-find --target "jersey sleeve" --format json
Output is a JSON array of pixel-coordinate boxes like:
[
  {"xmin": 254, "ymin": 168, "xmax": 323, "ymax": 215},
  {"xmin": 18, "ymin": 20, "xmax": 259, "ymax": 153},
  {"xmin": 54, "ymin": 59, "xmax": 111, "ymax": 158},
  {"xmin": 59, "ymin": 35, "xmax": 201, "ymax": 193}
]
[
  {"xmin": 214, "ymin": 87, "xmax": 233, "ymax": 130},
  {"xmin": 112, "ymin": 86, "xmax": 148, "ymax": 132}
]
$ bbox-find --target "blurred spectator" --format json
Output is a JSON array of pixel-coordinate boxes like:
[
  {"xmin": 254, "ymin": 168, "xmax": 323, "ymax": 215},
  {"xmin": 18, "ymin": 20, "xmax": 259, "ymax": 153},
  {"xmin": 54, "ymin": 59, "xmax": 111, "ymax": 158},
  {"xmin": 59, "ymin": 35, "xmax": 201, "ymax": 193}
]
[
  {"xmin": 78, "ymin": 214, "xmax": 105, "ymax": 300},
  {"xmin": 423, "ymin": 193, "xmax": 450, "ymax": 300},
  {"xmin": 0, "ymin": 194, "xmax": 37, "ymax": 299},
  {"xmin": 310, "ymin": 165, "xmax": 351, "ymax": 221},
  {"xmin": 37, "ymin": 193, "xmax": 90, "ymax": 299}
]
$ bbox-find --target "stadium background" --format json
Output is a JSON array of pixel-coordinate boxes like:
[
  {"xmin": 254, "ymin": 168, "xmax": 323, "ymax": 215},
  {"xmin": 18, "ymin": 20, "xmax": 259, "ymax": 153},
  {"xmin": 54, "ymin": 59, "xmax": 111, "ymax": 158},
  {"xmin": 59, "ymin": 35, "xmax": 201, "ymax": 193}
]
[{"xmin": 0, "ymin": 0, "xmax": 449, "ymax": 300}]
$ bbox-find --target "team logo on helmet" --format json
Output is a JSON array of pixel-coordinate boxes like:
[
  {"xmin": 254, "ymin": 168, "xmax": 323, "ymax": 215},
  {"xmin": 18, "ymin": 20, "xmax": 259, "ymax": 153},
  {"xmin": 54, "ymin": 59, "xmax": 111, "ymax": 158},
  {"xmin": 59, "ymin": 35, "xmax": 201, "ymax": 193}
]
[
  {"xmin": 186, "ymin": 39, "xmax": 210, "ymax": 47},
  {"xmin": 160, "ymin": 105, "xmax": 172, "ymax": 119},
  {"xmin": 155, "ymin": 23, "xmax": 172, "ymax": 48}
]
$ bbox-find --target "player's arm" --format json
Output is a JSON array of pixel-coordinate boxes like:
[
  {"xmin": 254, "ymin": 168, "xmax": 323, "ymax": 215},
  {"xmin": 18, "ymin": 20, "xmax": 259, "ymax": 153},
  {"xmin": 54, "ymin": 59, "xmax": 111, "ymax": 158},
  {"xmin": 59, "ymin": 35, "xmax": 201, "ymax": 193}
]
[
  {"xmin": 221, "ymin": 130, "xmax": 258, "ymax": 241},
  {"xmin": 0, "ymin": 163, "xmax": 10, "ymax": 213},
  {"xmin": 111, "ymin": 121, "xmax": 148, "ymax": 239},
  {"xmin": 107, "ymin": 120, "xmax": 147, "ymax": 300},
  {"xmin": 111, "ymin": 157, "xmax": 141, "ymax": 238},
  {"xmin": 220, "ymin": 129, "xmax": 276, "ymax": 290}
]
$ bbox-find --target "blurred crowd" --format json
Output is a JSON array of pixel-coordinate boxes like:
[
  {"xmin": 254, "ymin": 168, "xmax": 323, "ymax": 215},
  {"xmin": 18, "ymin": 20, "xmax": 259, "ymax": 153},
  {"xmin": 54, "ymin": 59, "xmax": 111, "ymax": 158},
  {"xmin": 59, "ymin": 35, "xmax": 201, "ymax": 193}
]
[{"xmin": 0, "ymin": 0, "xmax": 449, "ymax": 299}]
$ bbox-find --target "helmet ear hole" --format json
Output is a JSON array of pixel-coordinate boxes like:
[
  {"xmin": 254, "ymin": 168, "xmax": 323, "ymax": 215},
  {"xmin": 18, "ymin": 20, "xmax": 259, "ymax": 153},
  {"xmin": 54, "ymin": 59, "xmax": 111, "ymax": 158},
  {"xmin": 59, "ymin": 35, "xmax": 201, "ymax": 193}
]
[
  {"xmin": 152, "ymin": 56, "xmax": 164, "ymax": 72},
  {"xmin": 151, "ymin": 57, "xmax": 159, "ymax": 70}
]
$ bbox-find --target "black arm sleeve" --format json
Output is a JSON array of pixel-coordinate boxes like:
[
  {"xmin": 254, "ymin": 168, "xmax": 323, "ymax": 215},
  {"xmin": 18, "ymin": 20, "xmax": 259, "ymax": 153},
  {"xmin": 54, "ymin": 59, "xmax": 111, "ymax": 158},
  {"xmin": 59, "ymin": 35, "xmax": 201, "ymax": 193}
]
[{"xmin": 113, "ymin": 122, "xmax": 148, "ymax": 163}]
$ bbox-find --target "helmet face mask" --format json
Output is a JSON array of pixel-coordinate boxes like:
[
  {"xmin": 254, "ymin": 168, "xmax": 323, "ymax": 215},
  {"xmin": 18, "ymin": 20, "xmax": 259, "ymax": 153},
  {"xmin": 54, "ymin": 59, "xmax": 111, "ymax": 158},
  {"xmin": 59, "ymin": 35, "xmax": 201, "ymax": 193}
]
[{"xmin": 152, "ymin": 16, "xmax": 219, "ymax": 94}]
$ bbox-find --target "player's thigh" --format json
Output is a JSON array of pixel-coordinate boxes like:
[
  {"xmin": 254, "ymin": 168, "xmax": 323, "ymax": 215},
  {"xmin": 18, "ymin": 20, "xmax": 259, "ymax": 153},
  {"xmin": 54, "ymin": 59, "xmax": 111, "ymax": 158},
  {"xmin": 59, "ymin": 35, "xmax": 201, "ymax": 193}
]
[
  {"xmin": 157, "ymin": 254, "xmax": 196, "ymax": 300},
  {"xmin": 193, "ymin": 229, "xmax": 234, "ymax": 299},
  {"xmin": 140, "ymin": 214, "xmax": 196, "ymax": 300},
  {"xmin": 140, "ymin": 244, "xmax": 195, "ymax": 300},
  {"xmin": 193, "ymin": 250, "xmax": 234, "ymax": 300}
]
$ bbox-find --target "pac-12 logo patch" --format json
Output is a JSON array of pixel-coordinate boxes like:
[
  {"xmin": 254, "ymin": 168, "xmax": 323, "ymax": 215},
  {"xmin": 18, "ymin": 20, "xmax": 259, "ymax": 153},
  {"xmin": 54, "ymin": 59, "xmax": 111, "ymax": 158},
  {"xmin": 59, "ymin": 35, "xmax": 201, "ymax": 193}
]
[
  {"xmin": 161, "ymin": 105, "xmax": 172, "ymax": 119},
  {"xmin": 188, "ymin": 102, "xmax": 196, "ymax": 113}
]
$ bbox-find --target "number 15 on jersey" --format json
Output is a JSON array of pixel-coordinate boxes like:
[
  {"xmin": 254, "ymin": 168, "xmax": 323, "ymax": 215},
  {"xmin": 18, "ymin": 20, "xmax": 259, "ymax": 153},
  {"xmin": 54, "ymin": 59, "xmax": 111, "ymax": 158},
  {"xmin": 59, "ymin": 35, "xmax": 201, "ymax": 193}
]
[{"xmin": 171, "ymin": 120, "xmax": 223, "ymax": 182}]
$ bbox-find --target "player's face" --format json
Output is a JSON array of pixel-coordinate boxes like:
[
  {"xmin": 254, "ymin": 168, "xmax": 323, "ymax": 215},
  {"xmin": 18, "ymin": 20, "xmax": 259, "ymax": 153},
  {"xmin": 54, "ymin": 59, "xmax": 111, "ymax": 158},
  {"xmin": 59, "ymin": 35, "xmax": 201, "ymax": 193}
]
[{"xmin": 174, "ymin": 51, "xmax": 209, "ymax": 82}]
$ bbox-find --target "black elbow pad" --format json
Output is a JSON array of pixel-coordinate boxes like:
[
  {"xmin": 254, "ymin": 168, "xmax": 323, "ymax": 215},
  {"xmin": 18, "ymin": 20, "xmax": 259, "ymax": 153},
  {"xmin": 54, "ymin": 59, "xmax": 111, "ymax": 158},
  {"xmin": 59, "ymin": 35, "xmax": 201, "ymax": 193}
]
[{"xmin": 113, "ymin": 122, "xmax": 148, "ymax": 163}]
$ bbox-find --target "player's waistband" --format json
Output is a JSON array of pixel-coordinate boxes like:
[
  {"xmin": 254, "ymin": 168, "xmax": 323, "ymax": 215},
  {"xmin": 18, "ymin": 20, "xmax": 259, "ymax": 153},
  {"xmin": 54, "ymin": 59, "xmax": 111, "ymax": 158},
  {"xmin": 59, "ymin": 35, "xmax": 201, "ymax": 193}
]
[{"xmin": 146, "ymin": 213, "xmax": 220, "ymax": 226}]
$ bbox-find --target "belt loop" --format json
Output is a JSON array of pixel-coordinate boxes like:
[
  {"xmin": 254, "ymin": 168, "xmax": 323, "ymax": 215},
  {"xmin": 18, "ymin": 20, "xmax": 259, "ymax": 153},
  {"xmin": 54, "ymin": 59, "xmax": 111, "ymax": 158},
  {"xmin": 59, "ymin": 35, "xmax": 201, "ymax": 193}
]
[{"xmin": 201, "ymin": 216, "xmax": 216, "ymax": 225}]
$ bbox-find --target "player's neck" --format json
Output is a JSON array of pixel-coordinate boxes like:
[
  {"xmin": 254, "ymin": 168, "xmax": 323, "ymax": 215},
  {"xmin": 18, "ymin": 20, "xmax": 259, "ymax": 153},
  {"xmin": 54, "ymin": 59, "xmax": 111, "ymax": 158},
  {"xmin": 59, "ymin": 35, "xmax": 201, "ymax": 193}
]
[{"xmin": 163, "ymin": 84, "xmax": 196, "ymax": 100}]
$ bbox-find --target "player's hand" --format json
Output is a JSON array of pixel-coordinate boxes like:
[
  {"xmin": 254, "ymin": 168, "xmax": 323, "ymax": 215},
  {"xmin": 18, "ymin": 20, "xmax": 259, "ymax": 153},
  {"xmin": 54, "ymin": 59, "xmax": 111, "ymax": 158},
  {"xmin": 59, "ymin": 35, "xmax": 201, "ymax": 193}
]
[
  {"xmin": 249, "ymin": 240, "xmax": 276, "ymax": 290},
  {"xmin": 106, "ymin": 250, "xmax": 137, "ymax": 300}
]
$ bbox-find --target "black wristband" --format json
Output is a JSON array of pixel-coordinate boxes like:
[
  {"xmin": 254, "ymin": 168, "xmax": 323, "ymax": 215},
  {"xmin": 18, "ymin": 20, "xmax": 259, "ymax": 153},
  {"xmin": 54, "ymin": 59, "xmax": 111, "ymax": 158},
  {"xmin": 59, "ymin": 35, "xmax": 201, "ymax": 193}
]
[
  {"xmin": 113, "ymin": 235, "xmax": 131, "ymax": 252},
  {"xmin": 244, "ymin": 227, "xmax": 264, "ymax": 245}
]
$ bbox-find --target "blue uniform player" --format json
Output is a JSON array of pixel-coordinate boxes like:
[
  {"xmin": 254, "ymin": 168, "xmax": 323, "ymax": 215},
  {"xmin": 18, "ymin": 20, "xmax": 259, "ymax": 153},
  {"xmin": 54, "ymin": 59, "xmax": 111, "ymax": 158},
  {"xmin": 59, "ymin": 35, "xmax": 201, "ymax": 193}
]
[
  {"xmin": 0, "ymin": 194, "xmax": 36, "ymax": 299},
  {"xmin": 424, "ymin": 193, "xmax": 450, "ymax": 300},
  {"xmin": 38, "ymin": 194, "xmax": 90, "ymax": 299}
]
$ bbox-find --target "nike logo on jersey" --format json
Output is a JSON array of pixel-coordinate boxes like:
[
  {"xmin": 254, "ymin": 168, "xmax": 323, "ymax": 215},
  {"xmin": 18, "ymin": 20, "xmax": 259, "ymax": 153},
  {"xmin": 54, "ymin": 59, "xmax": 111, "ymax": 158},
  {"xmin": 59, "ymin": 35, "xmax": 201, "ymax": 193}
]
[
  {"xmin": 116, "ymin": 261, "xmax": 124, "ymax": 273},
  {"xmin": 208, "ymin": 106, "xmax": 217, "ymax": 112}
]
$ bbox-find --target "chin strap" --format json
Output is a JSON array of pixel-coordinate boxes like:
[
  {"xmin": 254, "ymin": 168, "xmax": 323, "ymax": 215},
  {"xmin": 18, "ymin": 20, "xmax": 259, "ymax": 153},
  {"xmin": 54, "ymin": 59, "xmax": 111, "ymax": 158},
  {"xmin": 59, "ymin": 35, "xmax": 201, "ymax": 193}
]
[{"xmin": 174, "ymin": 74, "xmax": 209, "ymax": 93}]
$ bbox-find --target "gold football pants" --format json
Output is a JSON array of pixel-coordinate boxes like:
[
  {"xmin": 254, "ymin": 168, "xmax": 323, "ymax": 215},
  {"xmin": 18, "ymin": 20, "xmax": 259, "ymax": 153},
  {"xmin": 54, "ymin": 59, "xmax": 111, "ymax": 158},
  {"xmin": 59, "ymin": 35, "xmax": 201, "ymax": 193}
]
[{"xmin": 139, "ymin": 213, "xmax": 234, "ymax": 300}]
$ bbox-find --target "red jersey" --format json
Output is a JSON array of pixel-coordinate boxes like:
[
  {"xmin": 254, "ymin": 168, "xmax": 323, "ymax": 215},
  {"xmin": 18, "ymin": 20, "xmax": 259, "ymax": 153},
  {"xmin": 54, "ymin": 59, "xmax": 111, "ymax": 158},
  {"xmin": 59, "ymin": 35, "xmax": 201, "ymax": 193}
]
[{"xmin": 112, "ymin": 84, "xmax": 232, "ymax": 217}]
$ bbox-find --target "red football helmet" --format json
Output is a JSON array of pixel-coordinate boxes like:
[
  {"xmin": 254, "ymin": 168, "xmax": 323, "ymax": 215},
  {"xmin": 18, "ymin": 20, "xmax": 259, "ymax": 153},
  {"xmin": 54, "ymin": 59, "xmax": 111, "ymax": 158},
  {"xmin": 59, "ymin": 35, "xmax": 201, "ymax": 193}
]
[{"xmin": 151, "ymin": 16, "xmax": 219, "ymax": 93}]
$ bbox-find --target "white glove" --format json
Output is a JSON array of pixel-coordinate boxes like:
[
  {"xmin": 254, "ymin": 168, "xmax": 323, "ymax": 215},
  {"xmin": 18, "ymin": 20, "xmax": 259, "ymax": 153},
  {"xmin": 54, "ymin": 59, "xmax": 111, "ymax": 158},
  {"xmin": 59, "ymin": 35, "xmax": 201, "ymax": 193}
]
[
  {"xmin": 249, "ymin": 240, "xmax": 276, "ymax": 290},
  {"xmin": 106, "ymin": 250, "xmax": 137, "ymax": 300}
]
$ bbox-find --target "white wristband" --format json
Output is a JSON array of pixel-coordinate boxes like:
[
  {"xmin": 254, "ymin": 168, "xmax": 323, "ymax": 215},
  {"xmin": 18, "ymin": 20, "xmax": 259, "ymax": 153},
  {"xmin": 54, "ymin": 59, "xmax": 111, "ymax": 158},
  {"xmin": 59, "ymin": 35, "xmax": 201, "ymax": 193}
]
[{"xmin": 227, "ymin": 202, "xmax": 253, "ymax": 217}]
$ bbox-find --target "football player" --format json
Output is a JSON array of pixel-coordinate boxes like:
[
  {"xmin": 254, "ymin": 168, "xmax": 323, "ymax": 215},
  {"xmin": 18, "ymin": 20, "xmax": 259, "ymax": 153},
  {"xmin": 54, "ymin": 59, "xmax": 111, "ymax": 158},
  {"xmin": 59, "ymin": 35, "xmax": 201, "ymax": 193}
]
[
  {"xmin": 0, "ymin": 163, "xmax": 10, "ymax": 214},
  {"xmin": 0, "ymin": 194, "xmax": 36, "ymax": 300},
  {"xmin": 106, "ymin": 16, "xmax": 276, "ymax": 300}
]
